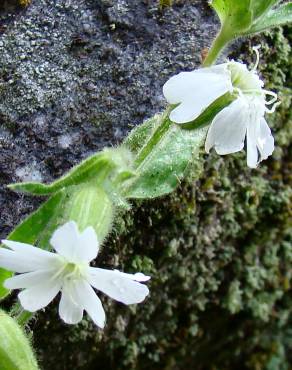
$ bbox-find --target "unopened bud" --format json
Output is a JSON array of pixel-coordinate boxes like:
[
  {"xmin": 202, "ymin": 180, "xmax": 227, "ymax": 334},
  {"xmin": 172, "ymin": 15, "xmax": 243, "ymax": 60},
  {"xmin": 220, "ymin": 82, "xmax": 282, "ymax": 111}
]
[{"xmin": 0, "ymin": 310, "xmax": 39, "ymax": 370}]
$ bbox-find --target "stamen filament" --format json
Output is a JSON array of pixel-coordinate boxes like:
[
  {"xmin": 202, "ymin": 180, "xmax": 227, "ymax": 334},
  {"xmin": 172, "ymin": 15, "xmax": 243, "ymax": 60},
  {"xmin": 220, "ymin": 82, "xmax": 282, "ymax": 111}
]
[
  {"xmin": 251, "ymin": 45, "xmax": 261, "ymax": 71},
  {"xmin": 263, "ymin": 89, "xmax": 278, "ymax": 105},
  {"xmin": 265, "ymin": 101, "xmax": 281, "ymax": 114}
]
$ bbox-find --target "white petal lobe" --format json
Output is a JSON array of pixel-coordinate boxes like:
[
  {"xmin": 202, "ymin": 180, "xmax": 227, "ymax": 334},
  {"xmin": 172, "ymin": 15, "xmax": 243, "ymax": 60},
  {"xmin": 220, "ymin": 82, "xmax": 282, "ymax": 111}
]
[
  {"xmin": 18, "ymin": 278, "xmax": 61, "ymax": 312},
  {"xmin": 50, "ymin": 222, "xmax": 99, "ymax": 263},
  {"xmin": 4, "ymin": 270, "xmax": 55, "ymax": 289},
  {"xmin": 88, "ymin": 268, "xmax": 150, "ymax": 305},
  {"xmin": 50, "ymin": 221, "xmax": 80, "ymax": 261},
  {"xmin": 257, "ymin": 118, "xmax": 274, "ymax": 161},
  {"xmin": 164, "ymin": 69, "xmax": 232, "ymax": 124},
  {"xmin": 113, "ymin": 270, "xmax": 151, "ymax": 282},
  {"xmin": 0, "ymin": 241, "xmax": 60, "ymax": 272},
  {"xmin": 73, "ymin": 280, "xmax": 106, "ymax": 328},
  {"xmin": 76, "ymin": 226, "xmax": 99, "ymax": 262},
  {"xmin": 205, "ymin": 98, "xmax": 248, "ymax": 155},
  {"xmin": 59, "ymin": 282, "xmax": 84, "ymax": 325}
]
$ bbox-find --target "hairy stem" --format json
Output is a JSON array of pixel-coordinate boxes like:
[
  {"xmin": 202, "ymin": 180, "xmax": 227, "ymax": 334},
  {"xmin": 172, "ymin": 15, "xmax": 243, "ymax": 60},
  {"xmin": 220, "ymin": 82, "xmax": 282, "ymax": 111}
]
[
  {"xmin": 134, "ymin": 108, "xmax": 172, "ymax": 167},
  {"xmin": 203, "ymin": 28, "xmax": 231, "ymax": 67}
]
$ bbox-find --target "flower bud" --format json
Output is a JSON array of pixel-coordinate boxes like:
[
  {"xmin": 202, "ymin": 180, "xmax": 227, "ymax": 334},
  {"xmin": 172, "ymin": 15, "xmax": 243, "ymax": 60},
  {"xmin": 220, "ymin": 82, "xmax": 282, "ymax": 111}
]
[
  {"xmin": 0, "ymin": 310, "xmax": 39, "ymax": 370},
  {"xmin": 66, "ymin": 185, "xmax": 113, "ymax": 242}
]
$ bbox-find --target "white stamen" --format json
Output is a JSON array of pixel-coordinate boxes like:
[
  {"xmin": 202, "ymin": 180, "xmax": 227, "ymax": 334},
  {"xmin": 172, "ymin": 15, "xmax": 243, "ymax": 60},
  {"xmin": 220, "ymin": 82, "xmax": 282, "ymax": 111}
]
[
  {"xmin": 263, "ymin": 90, "xmax": 278, "ymax": 105},
  {"xmin": 265, "ymin": 101, "xmax": 281, "ymax": 114},
  {"xmin": 233, "ymin": 87, "xmax": 244, "ymax": 98},
  {"xmin": 252, "ymin": 45, "xmax": 261, "ymax": 71}
]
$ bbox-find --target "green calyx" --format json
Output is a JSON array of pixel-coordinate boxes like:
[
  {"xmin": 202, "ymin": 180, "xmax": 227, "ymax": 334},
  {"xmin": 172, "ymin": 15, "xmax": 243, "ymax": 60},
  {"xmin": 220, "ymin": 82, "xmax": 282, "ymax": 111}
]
[
  {"xmin": 65, "ymin": 185, "xmax": 113, "ymax": 241},
  {"xmin": 0, "ymin": 310, "xmax": 39, "ymax": 370}
]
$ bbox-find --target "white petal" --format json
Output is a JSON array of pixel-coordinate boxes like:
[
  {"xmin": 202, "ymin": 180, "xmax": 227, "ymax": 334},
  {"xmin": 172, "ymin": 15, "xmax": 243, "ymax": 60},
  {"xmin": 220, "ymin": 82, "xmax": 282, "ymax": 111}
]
[
  {"xmin": 88, "ymin": 268, "xmax": 150, "ymax": 305},
  {"xmin": 205, "ymin": 98, "xmax": 248, "ymax": 155},
  {"xmin": 4, "ymin": 269, "xmax": 56, "ymax": 289},
  {"xmin": 113, "ymin": 270, "xmax": 151, "ymax": 282},
  {"xmin": 163, "ymin": 64, "xmax": 231, "ymax": 104},
  {"xmin": 246, "ymin": 117, "xmax": 260, "ymax": 169},
  {"xmin": 246, "ymin": 138, "xmax": 258, "ymax": 168},
  {"xmin": 50, "ymin": 221, "xmax": 79, "ymax": 258},
  {"xmin": 50, "ymin": 221, "xmax": 99, "ymax": 263},
  {"xmin": 257, "ymin": 118, "xmax": 274, "ymax": 161},
  {"xmin": 202, "ymin": 63, "xmax": 232, "ymax": 75},
  {"xmin": 0, "ymin": 248, "xmax": 37, "ymax": 273},
  {"xmin": 164, "ymin": 67, "xmax": 232, "ymax": 124},
  {"xmin": 76, "ymin": 227, "xmax": 99, "ymax": 262},
  {"xmin": 0, "ymin": 247, "xmax": 55, "ymax": 273},
  {"xmin": 59, "ymin": 282, "xmax": 84, "ymax": 325},
  {"xmin": 0, "ymin": 240, "xmax": 60, "ymax": 272},
  {"xmin": 18, "ymin": 278, "xmax": 62, "ymax": 312},
  {"xmin": 72, "ymin": 280, "xmax": 105, "ymax": 328},
  {"xmin": 2, "ymin": 240, "xmax": 55, "ymax": 258}
]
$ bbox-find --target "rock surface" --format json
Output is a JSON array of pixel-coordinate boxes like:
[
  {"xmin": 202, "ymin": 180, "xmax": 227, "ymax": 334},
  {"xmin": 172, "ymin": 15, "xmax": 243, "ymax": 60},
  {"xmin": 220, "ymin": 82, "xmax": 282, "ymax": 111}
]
[
  {"xmin": 0, "ymin": 1, "xmax": 291, "ymax": 370},
  {"xmin": 0, "ymin": 0, "xmax": 216, "ymax": 238}
]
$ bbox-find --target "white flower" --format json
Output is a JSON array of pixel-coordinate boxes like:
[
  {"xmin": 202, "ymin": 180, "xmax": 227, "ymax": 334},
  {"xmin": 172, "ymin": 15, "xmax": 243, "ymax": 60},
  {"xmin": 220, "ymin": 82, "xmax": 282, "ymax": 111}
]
[
  {"xmin": 163, "ymin": 48, "xmax": 279, "ymax": 168},
  {"xmin": 0, "ymin": 221, "xmax": 150, "ymax": 328}
]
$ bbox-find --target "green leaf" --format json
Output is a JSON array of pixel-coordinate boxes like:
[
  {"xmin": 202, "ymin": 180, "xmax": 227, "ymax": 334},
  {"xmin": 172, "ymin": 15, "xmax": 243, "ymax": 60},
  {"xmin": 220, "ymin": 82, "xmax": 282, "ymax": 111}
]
[
  {"xmin": 0, "ymin": 191, "xmax": 66, "ymax": 299},
  {"xmin": 124, "ymin": 114, "xmax": 207, "ymax": 199},
  {"xmin": 9, "ymin": 147, "xmax": 135, "ymax": 198},
  {"xmin": 211, "ymin": 0, "xmax": 253, "ymax": 36},
  {"xmin": 250, "ymin": 0, "xmax": 279, "ymax": 20},
  {"xmin": 0, "ymin": 270, "xmax": 11, "ymax": 300},
  {"xmin": 9, "ymin": 151, "xmax": 116, "ymax": 195},
  {"xmin": 124, "ymin": 114, "xmax": 160, "ymax": 155},
  {"xmin": 7, "ymin": 192, "xmax": 65, "ymax": 245},
  {"xmin": 247, "ymin": 3, "xmax": 292, "ymax": 34},
  {"xmin": 204, "ymin": 0, "xmax": 288, "ymax": 66}
]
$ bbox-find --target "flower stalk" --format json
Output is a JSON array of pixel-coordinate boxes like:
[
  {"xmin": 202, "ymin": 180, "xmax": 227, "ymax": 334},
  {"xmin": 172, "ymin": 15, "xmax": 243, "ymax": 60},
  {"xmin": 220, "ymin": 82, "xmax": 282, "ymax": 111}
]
[{"xmin": 203, "ymin": 29, "xmax": 231, "ymax": 67}]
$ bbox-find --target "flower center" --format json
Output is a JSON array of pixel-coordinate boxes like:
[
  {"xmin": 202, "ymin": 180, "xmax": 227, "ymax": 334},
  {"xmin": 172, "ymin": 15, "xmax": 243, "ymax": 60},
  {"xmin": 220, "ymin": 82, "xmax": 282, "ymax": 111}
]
[
  {"xmin": 228, "ymin": 61, "xmax": 263, "ymax": 95},
  {"xmin": 227, "ymin": 53, "xmax": 280, "ymax": 115},
  {"xmin": 54, "ymin": 260, "xmax": 88, "ymax": 282}
]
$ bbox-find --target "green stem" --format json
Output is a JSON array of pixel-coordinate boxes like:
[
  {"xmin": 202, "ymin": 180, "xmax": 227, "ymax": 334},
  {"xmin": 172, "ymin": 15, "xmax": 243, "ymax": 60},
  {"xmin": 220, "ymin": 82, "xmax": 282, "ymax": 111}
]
[
  {"xmin": 10, "ymin": 303, "xmax": 33, "ymax": 327},
  {"xmin": 203, "ymin": 28, "xmax": 231, "ymax": 67},
  {"xmin": 134, "ymin": 108, "xmax": 172, "ymax": 167}
]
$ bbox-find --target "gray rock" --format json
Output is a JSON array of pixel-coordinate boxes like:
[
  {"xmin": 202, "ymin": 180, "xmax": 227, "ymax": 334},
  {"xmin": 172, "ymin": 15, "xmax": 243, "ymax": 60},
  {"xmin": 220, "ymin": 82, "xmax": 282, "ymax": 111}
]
[{"xmin": 0, "ymin": 0, "xmax": 218, "ymax": 239}]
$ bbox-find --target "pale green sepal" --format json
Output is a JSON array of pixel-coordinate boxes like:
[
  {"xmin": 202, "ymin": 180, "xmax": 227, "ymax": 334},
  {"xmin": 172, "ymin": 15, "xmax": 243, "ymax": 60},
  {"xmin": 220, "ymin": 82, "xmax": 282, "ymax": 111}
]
[
  {"xmin": 247, "ymin": 3, "xmax": 292, "ymax": 35},
  {"xmin": 0, "ymin": 310, "xmax": 39, "ymax": 370},
  {"xmin": 64, "ymin": 185, "xmax": 113, "ymax": 242}
]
